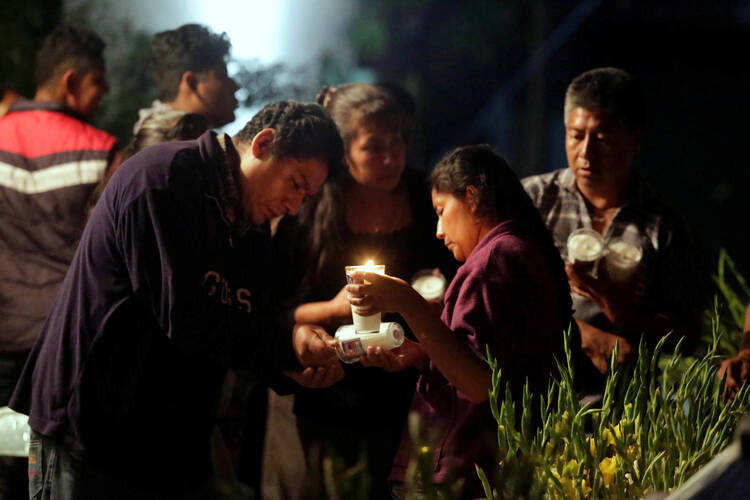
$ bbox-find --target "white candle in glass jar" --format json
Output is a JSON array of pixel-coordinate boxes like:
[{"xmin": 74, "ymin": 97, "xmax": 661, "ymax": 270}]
[
  {"xmin": 605, "ymin": 239, "xmax": 642, "ymax": 283},
  {"xmin": 566, "ymin": 228, "xmax": 605, "ymax": 278},
  {"xmin": 345, "ymin": 260, "xmax": 385, "ymax": 332}
]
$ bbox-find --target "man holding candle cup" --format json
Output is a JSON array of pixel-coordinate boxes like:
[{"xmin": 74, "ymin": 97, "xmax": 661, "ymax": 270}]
[
  {"xmin": 8, "ymin": 100, "xmax": 345, "ymax": 499},
  {"xmin": 522, "ymin": 67, "xmax": 709, "ymax": 380}
]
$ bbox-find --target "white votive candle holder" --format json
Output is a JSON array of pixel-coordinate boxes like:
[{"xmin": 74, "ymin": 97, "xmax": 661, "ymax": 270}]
[{"xmin": 345, "ymin": 261, "xmax": 386, "ymax": 333}]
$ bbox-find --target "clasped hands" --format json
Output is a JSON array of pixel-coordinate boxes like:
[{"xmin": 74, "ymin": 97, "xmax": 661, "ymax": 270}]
[{"xmin": 285, "ymin": 323, "xmax": 343, "ymax": 388}]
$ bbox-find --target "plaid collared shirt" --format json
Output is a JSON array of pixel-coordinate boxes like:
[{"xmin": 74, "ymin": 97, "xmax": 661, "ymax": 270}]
[{"xmin": 522, "ymin": 168, "xmax": 709, "ymax": 336}]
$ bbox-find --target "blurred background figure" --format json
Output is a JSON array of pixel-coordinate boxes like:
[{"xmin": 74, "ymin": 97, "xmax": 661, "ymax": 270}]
[
  {"xmin": 133, "ymin": 23, "xmax": 239, "ymax": 135},
  {"xmin": 0, "ymin": 85, "xmax": 19, "ymax": 118},
  {"xmin": 0, "ymin": 23, "xmax": 118, "ymax": 500}
]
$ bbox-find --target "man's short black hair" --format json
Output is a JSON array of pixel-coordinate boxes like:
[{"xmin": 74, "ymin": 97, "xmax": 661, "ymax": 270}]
[
  {"xmin": 35, "ymin": 25, "xmax": 106, "ymax": 89},
  {"xmin": 150, "ymin": 24, "xmax": 231, "ymax": 102},
  {"xmin": 564, "ymin": 67, "xmax": 646, "ymax": 131},
  {"xmin": 234, "ymin": 100, "xmax": 345, "ymax": 174}
]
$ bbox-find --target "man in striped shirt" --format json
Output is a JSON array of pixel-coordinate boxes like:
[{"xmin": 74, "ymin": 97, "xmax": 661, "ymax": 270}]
[
  {"xmin": 522, "ymin": 68, "xmax": 709, "ymax": 387},
  {"xmin": 0, "ymin": 25, "xmax": 120, "ymax": 403}
]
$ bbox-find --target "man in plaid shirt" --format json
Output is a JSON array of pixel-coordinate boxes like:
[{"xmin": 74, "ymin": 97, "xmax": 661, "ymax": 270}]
[{"xmin": 523, "ymin": 67, "xmax": 709, "ymax": 379}]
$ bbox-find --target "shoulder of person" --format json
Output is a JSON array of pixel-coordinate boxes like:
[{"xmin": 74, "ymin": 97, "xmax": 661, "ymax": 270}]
[
  {"xmin": 521, "ymin": 169, "xmax": 566, "ymax": 199},
  {"xmin": 628, "ymin": 174, "xmax": 696, "ymax": 242}
]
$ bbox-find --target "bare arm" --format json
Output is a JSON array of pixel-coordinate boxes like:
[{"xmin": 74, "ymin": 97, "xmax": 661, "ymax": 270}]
[
  {"xmin": 717, "ymin": 304, "xmax": 750, "ymax": 400},
  {"xmin": 293, "ymin": 286, "xmax": 351, "ymax": 329}
]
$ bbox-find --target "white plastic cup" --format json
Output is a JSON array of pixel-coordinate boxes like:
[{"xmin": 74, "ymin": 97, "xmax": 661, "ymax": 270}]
[
  {"xmin": 345, "ymin": 263, "xmax": 386, "ymax": 333},
  {"xmin": 605, "ymin": 239, "xmax": 642, "ymax": 283},
  {"xmin": 334, "ymin": 322, "xmax": 405, "ymax": 364},
  {"xmin": 566, "ymin": 228, "xmax": 605, "ymax": 277},
  {"xmin": 411, "ymin": 269, "xmax": 447, "ymax": 301}
]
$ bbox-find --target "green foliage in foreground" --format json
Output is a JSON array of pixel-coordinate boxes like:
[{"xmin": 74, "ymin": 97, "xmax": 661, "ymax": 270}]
[
  {"xmin": 705, "ymin": 249, "xmax": 749, "ymax": 356},
  {"xmin": 474, "ymin": 316, "xmax": 750, "ymax": 500},
  {"xmin": 325, "ymin": 309, "xmax": 749, "ymax": 499}
]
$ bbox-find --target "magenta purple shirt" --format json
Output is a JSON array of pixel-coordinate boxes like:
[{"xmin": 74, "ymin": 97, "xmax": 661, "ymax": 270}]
[{"xmin": 389, "ymin": 220, "xmax": 569, "ymax": 494}]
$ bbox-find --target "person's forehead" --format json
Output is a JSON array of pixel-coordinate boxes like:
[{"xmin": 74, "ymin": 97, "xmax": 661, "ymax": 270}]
[
  {"xmin": 431, "ymin": 189, "xmax": 450, "ymax": 203},
  {"xmin": 566, "ymin": 106, "xmax": 622, "ymax": 129},
  {"xmin": 355, "ymin": 120, "xmax": 400, "ymax": 140}
]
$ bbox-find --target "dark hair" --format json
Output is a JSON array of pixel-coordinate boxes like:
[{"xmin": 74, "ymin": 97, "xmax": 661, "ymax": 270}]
[
  {"xmin": 431, "ymin": 144, "xmax": 571, "ymax": 316},
  {"xmin": 564, "ymin": 67, "xmax": 645, "ymax": 131},
  {"xmin": 35, "ymin": 25, "xmax": 106, "ymax": 89},
  {"xmin": 300, "ymin": 83, "xmax": 415, "ymax": 280},
  {"xmin": 150, "ymin": 24, "xmax": 231, "ymax": 102},
  {"xmin": 320, "ymin": 82, "xmax": 414, "ymax": 149},
  {"xmin": 234, "ymin": 100, "xmax": 344, "ymax": 174}
]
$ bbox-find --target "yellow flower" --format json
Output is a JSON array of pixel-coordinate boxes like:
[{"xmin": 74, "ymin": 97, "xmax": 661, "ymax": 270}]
[
  {"xmin": 581, "ymin": 477, "xmax": 592, "ymax": 498},
  {"xmin": 599, "ymin": 456, "xmax": 618, "ymax": 487},
  {"xmin": 420, "ymin": 446, "xmax": 430, "ymax": 454},
  {"xmin": 545, "ymin": 438, "xmax": 557, "ymax": 455},
  {"xmin": 603, "ymin": 422, "xmax": 624, "ymax": 447},
  {"xmin": 560, "ymin": 476, "xmax": 576, "ymax": 500},
  {"xmin": 562, "ymin": 458, "xmax": 579, "ymax": 476},
  {"xmin": 587, "ymin": 436, "xmax": 596, "ymax": 456},
  {"xmin": 554, "ymin": 411, "xmax": 571, "ymax": 435},
  {"xmin": 626, "ymin": 444, "xmax": 638, "ymax": 462},
  {"xmin": 613, "ymin": 421, "xmax": 624, "ymax": 440}
]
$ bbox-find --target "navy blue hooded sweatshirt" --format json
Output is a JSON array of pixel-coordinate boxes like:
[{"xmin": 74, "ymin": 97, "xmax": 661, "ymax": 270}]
[{"xmin": 10, "ymin": 131, "xmax": 298, "ymax": 493}]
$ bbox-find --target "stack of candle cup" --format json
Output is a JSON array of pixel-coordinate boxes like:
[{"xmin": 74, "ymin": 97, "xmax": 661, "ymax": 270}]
[{"xmin": 566, "ymin": 228, "xmax": 605, "ymax": 278}]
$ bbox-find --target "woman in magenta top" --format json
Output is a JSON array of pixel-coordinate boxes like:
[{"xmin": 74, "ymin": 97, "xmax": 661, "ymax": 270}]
[{"xmin": 347, "ymin": 145, "xmax": 573, "ymax": 498}]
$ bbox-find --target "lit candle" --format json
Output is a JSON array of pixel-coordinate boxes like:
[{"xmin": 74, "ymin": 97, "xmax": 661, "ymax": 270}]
[{"xmin": 345, "ymin": 260, "xmax": 385, "ymax": 333}]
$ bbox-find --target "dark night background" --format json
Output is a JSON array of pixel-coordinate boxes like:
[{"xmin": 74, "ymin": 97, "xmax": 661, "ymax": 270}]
[{"xmin": 2, "ymin": 0, "xmax": 749, "ymax": 281}]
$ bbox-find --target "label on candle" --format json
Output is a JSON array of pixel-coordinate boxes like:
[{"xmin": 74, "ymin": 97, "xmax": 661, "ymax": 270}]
[
  {"xmin": 334, "ymin": 322, "xmax": 405, "ymax": 363},
  {"xmin": 339, "ymin": 338, "xmax": 365, "ymax": 359}
]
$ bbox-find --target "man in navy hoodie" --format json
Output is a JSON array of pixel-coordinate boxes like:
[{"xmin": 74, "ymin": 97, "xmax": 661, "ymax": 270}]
[{"xmin": 10, "ymin": 100, "xmax": 345, "ymax": 498}]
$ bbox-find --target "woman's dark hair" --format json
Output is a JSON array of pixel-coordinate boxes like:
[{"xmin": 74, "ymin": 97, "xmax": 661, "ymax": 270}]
[
  {"xmin": 318, "ymin": 82, "xmax": 414, "ymax": 149},
  {"xmin": 301, "ymin": 83, "xmax": 415, "ymax": 281},
  {"xmin": 431, "ymin": 144, "xmax": 571, "ymax": 317}
]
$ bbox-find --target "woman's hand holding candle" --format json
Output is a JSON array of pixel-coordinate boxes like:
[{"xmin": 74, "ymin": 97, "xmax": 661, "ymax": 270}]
[
  {"xmin": 348, "ymin": 270, "xmax": 492, "ymax": 403},
  {"xmin": 345, "ymin": 271, "xmax": 422, "ymax": 317}
]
